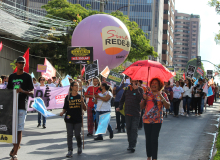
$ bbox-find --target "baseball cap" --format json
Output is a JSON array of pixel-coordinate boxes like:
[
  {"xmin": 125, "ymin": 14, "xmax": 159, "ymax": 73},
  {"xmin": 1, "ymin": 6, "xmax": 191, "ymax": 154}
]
[
  {"xmin": 16, "ymin": 56, "xmax": 26, "ymax": 63},
  {"xmin": 198, "ymin": 78, "xmax": 203, "ymax": 81}
]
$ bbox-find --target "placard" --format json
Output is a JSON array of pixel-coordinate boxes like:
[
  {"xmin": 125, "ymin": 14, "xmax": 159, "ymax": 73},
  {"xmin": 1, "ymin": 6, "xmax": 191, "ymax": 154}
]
[
  {"xmin": 85, "ymin": 60, "xmax": 99, "ymax": 80},
  {"xmin": 197, "ymin": 67, "xmax": 204, "ymax": 76},
  {"xmin": 106, "ymin": 71, "xmax": 125, "ymax": 86},
  {"xmin": 186, "ymin": 65, "xmax": 196, "ymax": 78},
  {"xmin": 100, "ymin": 66, "xmax": 110, "ymax": 78},
  {"xmin": 37, "ymin": 64, "xmax": 47, "ymax": 72},
  {"xmin": 207, "ymin": 70, "xmax": 213, "ymax": 79},
  {"xmin": 67, "ymin": 47, "xmax": 93, "ymax": 64}
]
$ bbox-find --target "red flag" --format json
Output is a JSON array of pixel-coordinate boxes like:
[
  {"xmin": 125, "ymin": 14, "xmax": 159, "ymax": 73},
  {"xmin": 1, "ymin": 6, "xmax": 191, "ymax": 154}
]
[
  {"xmin": 13, "ymin": 48, "xmax": 29, "ymax": 73},
  {"xmin": 183, "ymin": 73, "xmax": 186, "ymax": 80},
  {"xmin": 41, "ymin": 58, "xmax": 56, "ymax": 80},
  {"xmin": 81, "ymin": 66, "xmax": 85, "ymax": 76},
  {"xmin": 0, "ymin": 42, "xmax": 2, "ymax": 51}
]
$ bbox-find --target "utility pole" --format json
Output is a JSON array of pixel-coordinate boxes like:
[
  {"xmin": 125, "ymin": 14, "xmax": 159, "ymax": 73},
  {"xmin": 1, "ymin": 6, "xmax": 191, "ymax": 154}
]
[
  {"xmin": 127, "ymin": 0, "xmax": 130, "ymax": 19},
  {"xmin": 100, "ymin": 0, "xmax": 105, "ymax": 12}
]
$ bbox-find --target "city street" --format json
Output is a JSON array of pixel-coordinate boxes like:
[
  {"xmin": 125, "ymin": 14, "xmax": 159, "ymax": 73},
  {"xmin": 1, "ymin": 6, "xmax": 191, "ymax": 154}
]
[{"xmin": 1, "ymin": 102, "xmax": 219, "ymax": 160}]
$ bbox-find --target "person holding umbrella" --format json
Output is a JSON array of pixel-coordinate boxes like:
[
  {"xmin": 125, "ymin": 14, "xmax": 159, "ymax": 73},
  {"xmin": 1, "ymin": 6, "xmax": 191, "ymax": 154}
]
[{"xmin": 140, "ymin": 78, "xmax": 170, "ymax": 160}]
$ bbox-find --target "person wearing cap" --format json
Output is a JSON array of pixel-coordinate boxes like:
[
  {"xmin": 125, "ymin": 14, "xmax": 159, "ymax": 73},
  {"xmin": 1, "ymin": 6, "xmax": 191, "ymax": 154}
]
[
  {"xmin": 7, "ymin": 56, "xmax": 34, "ymax": 160},
  {"xmin": 192, "ymin": 78, "xmax": 204, "ymax": 116}
]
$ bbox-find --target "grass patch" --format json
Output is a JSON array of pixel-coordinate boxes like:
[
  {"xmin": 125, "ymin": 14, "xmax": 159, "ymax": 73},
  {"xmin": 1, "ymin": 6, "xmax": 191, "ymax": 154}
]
[{"xmin": 214, "ymin": 127, "xmax": 220, "ymax": 160}]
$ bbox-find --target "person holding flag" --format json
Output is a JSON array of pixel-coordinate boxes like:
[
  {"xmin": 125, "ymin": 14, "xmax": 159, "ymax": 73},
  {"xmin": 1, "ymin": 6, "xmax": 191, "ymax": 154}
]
[
  {"xmin": 60, "ymin": 81, "xmax": 87, "ymax": 158},
  {"xmin": 7, "ymin": 56, "xmax": 34, "ymax": 160}
]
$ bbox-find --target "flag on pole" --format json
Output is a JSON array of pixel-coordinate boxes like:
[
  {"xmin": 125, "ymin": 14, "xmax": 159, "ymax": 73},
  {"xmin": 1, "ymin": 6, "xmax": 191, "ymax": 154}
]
[
  {"xmin": 183, "ymin": 73, "xmax": 185, "ymax": 80},
  {"xmin": 13, "ymin": 48, "xmax": 29, "ymax": 73},
  {"xmin": 31, "ymin": 97, "xmax": 56, "ymax": 117},
  {"xmin": 95, "ymin": 112, "xmax": 111, "ymax": 135},
  {"xmin": 0, "ymin": 42, "xmax": 2, "ymax": 51},
  {"xmin": 41, "ymin": 58, "xmax": 56, "ymax": 80},
  {"xmin": 208, "ymin": 78, "xmax": 214, "ymax": 85},
  {"xmin": 194, "ymin": 79, "xmax": 198, "ymax": 86},
  {"xmin": 203, "ymin": 82, "xmax": 208, "ymax": 94},
  {"xmin": 81, "ymin": 66, "xmax": 85, "ymax": 76},
  {"xmin": 31, "ymin": 72, "xmax": 35, "ymax": 78},
  {"xmin": 214, "ymin": 72, "xmax": 218, "ymax": 76},
  {"xmin": 197, "ymin": 67, "xmax": 204, "ymax": 76},
  {"xmin": 207, "ymin": 86, "xmax": 213, "ymax": 97},
  {"xmin": 61, "ymin": 75, "xmax": 71, "ymax": 86}
]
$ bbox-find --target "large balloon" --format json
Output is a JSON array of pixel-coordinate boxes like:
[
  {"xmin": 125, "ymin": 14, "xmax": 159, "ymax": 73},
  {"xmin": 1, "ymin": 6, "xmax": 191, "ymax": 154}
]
[{"xmin": 71, "ymin": 14, "xmax": 131, "ymax": 71}]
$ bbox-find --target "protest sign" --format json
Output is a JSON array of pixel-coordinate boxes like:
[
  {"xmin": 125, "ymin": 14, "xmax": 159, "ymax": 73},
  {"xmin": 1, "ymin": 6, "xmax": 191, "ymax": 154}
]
[
  {"xmin": 85, "ymin": 60, "xmax": 99, "ymax": 80},
  {"xmin": 0, "ymin": 90, "xmax": 18, "ymax": 144},
  {"xmin": 67, "ymin": 47, "xmax": 93, "ymax": 64},
  {"xmin": 207, "ymin": 70, "xmax": 213, "ymax": 79},
  {"xmin": 106, "ymin": 71, "xmax": 125, "ymax": 86},
  {"xmin": 95, "ymin": 112, "xmax": 111, "ymax": 135},
  {"xmin": 197, "ymin": 67, "xmax": 204, "ymax": 76},
  {"xmin": 100, "ymin": 66, "xmax": 110, "ymax": 78},
  {"xmin": 27, "ymin": 86, "xmax": 69, "ymax": 112},
  {"xmin": 186, "ymin": 65, "xmax": 196, "ymax": 78},
  {"xmin": 42, "ymin": 58, "xmax": 56, "ymax": 80},
  {"xmin": 37, "ymin": 64, "xmax": 47, "ymax": 72}
]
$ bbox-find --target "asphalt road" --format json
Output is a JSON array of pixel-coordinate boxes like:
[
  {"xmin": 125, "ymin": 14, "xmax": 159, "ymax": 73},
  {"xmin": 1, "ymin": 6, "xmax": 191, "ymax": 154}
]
[{"xmin": 1, "ymin": 101, "xmax": 220, "ymax": 160}]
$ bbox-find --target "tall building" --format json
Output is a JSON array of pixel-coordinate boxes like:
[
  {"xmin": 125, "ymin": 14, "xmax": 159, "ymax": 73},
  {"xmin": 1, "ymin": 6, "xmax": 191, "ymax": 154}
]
[
  {"xmin": 173, "ymin": 10, "xmax": 200, "ymax": 71},
  {"xmin": 162, "ymin": 0, "xmax": 175, "ymax": 66},
  {"xmin": 70, "ymin": 0, "xmax": 164, "ymax": 62}
]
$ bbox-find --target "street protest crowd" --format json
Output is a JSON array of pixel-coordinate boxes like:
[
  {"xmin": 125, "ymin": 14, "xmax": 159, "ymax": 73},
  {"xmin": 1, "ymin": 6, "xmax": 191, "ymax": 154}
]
[{"xmin": 0, "ymin": 57, "xmax": 219, "ymax": 160}]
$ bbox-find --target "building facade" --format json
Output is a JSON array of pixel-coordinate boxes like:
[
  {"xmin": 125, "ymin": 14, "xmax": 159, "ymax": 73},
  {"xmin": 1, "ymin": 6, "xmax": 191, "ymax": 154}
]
[
  {"xmin": 162, "ymin": 0, "xmax": 175, "ymax": 66},
  {"xmin": 173, "ymin": 10, "xmax": 200, "ymax": 71}
]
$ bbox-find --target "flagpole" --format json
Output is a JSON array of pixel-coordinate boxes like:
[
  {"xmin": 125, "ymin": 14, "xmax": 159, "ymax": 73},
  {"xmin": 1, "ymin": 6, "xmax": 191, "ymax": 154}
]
[{"xmin": 80, "ymin": 64, "xmax": 84, "ymax": 149}]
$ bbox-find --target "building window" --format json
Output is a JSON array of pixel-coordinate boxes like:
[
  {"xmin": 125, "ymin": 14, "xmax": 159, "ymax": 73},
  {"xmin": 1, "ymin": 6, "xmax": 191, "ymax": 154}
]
[
  {"xmin": 192, "ymin": 30, "xmax": 197, "ymax": 32},
  {"xmin": 162, "ymin": 50, "xmax": 168, "ymax": 54},
  {"xmin": 192, "ymin": 38, "xmax": 196, "ymax": 41},
  {"xmin": 191, "ymin": 56, "xmax": 196, "ymax": 58},
  {"xmin": 192, "ymin": 43, "xmax": 196, "ymax": 45},
  {"xmin": 193, "ymin": 34, "xmax": 196, "ymax": 36},
  {"xmin": 164, "ymin": 10, "xmax": 170, "ymax": 15},
  {"xmin": 193, "ymin": 25, "xmax": 197, "ymax": 28}
]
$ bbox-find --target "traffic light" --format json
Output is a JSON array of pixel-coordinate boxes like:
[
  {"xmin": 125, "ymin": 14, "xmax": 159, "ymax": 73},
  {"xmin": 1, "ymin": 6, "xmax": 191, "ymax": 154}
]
[{"xmin": 197, "ymin": 56, "xmax": 201, "ymax": 66}]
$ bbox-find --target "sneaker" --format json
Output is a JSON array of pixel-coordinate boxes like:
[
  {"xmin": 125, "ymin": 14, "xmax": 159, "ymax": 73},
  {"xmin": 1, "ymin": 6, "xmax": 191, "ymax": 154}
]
[
  {"xmin": 37, "ymin": 124, "xmax": 41, "ymax": 127},
  {"xmin": 186, "ymin": 114, "xmax": 189, "ymax": 117},
  {"xmin": 66, "ymin": 150, "xmax": 73, "ymax": 158},
  {"xmin": 87, "ymin": 133, "xmax": 93, "ymax": 137},
  {"xmin": 127, "ymin": 146, "xmax": 132, "ymax": 151},
  {"xmin": 94, "ymin": 136, "xmax": 103, "ymax": 140},
  {"xmin": 77, "ymin": 147, "xmax": 82, "ymax": 155},
  {"xmin": 43, "ymin": 125, "xmax": 46, "ymax": 129},
  {"xmin": 109, "ymin": 131, "xmax": 114, "ymax": 139},
  {"xmin": 130, "ymin": 148, "xmax": 135, "ymax": 153}
]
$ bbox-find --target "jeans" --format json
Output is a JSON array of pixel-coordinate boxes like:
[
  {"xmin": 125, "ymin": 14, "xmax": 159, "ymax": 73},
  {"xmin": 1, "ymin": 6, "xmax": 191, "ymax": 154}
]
[
  {"xmin": 169, "ymin": 101, "xmax": 173, "ymax": 113},
  {"xmin": 194, "ymin": 97, "xmax": 201, "ymax": 114},
  {"xmin": 125, "ymin": 115, "xmax": 140, "ymax": 148},
  {"xmin": 173, "ymin": 99, "xmax": 181, "ymax": 116},
  {"xmin": 66, "ymin": 123, "xmax": 82, "ymax": 151},
  {"xmin": 139, "ymin": 109, "xmax": 144, "ymax": 128},
  {"xmin": 96, "ymin": 111, "xmax": 113, "ymax": 138},
  {"xmin": 201, "ymin": 97, "xmax": 204, "ymax": 113},
  {"xmin": 144, "ymin": 123, "xmax": 162, "ymax": 159},
  {"xmin": 183, "ymin": 97, "xmax": 191, "ymax": 114},
  {"xmin": 38, "ymin": 112, "xmax": 46, "ymax": 125},
  {"xmin": 114, "ymin": 102, "xmax": 125, "ymax": 131}
]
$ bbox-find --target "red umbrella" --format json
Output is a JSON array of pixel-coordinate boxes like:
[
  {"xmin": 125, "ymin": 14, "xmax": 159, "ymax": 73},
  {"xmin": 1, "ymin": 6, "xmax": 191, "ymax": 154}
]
[{"xmin": 123, "ymin": 60, "xmax": 173, "ymax": 84}]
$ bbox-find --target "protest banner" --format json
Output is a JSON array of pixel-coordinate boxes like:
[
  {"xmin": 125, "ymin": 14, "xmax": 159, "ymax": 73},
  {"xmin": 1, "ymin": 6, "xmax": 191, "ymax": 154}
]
[
  {"xmin": 106, "ymin": 71, "xmax": 125, "ymax": 86},
  {"xmin": 0, "ymin": 84, "xmax": 6, "ymax": 89},
  {"xmin": 0, "ymin": 90, "xmax": 18, "ymax": 144},
  {"xmin": 207, "ymin": 70, "xmax": 213, "ymax": 79},
  {"xmin": 186, "ymin": 65, "xmax": 196, "ymax": 78},
  {"xmin": 197, "ymin": 67, "xmax": 204, "ymax": 76},
  {"xmin": 67, "ymin": 47, "xmax": 93, "ymax": 65},
  {"xmin": 37, "ymin": 64, "xmax": 47, "ymax": 72},
  {"xmin": 95, "ymin": 112, "xmax": 111, "ymax": 135},
  {"xmin": 85, "ymin": 60, "xmax": 99, "ymax": 80},
  {"xmin": 100, "ymin": 66, "xmax": 110, "ymax": 78},
  {"xmin": 27, "ymin": 86, "xmax": 69, "ymax": 112},
  {"xmin": 42, "ymin": 58, "xmax": 56, "ymax": 80}
]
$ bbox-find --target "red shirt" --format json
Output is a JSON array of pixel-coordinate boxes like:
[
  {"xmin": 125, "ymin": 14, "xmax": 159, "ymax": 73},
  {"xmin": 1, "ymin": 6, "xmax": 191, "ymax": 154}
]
[{"xmin": 85, "ymin": 86, "xmax": 101, "ymax": 107}]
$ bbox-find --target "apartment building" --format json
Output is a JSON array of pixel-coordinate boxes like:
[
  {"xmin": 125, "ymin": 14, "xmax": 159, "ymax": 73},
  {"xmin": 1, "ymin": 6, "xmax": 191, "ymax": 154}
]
[{"xmin": 173, "ymin": 10, "xmax": 200, "ymax": 72}]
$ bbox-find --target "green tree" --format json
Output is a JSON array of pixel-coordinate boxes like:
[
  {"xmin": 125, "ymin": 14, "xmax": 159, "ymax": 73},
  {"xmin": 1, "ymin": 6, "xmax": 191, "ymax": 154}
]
[
  {"xmin": 208, "ymin": 0, "xmax": 220, "ymax": 43},
  {"xmin": 174, "ymin": 69, "xmax": 183, "ymax": 81},
  {"xmin": 29, "ymin": 0, "xmax": 157, "ymax": 76},
  {"xmin": 185, "ymin": 58, "xmax": 206, "ymax": 79}
]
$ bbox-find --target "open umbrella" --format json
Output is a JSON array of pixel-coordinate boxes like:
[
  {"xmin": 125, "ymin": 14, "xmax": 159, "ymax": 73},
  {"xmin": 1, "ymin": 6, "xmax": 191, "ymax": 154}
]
[{"xmin": 123, "ymin": 60, "xmax": 173, "ymax": 84}]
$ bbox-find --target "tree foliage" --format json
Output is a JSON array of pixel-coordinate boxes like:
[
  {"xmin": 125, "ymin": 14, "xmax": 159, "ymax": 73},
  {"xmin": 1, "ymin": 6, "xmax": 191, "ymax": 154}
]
[
  {"xmin": 29, "ymin": 0, "xmax": 157, "ymax": 77},
  {"xmin": 185, "ymin": 58, "xmax": 206, "ymax": 79},
  {"xmin": 208, "ymin": 0, "xmax": 220, "ymax": 43}
]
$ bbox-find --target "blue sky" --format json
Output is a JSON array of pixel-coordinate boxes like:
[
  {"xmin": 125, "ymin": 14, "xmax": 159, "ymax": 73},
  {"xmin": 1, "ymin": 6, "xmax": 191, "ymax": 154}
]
[{"xmin": 175, "ymin": 0, "xmax": 220, "ymax": 82}]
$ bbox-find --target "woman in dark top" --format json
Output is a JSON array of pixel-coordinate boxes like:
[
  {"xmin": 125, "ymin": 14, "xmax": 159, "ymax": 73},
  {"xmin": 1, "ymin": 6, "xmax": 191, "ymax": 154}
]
[{"xmin": 60, "ymin": 82, "xmax": 87, "ymax": 158}]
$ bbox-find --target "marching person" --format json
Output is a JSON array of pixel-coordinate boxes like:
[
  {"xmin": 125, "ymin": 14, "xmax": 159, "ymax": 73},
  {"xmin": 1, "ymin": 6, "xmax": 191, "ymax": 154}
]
[
  {"xmin": 193, "ymin": 78, "xmax": 204, "ymax": 116},
  {"xmin": 116, "ymin": 79, "xmax": 144, "ymax": 153},
  {"xmin": 94, "ymin": 82, "xmax": 114, "ymax": 140},
  {"xmin": 46, "ymin": 78, "xmax": 56, "ymax": 87},
  {"xmin": 113, "ymin": 80, "xmax": 128, "ymax": 133},
  {"xmin": 60, "ymin": 81, "xmax": 87, "ymax": 157},
  {"xmin": 172, "ymin": 81, "xmax": 184, "ymax": 117},
  {"xmin": 140, "ymin": 78, "xmax": 170, "ymax": 160},
  {"xmin": 183, "ymin": 78, "xmax": 192, "ymax": 117},
  {"xmin": 7, "ymin": 56, "xmax": 34, "ymax": 160},
  {"xmin": 33, "ymin": 77, "xmax": 40, "ymax": 87},
  {"xmin": 37, "ymin": 76, "xmax": 47, "ymax": 128},
  {"xmin": 84, "ymin": 77, "xmax": 101, "ymax": 136},
  {"xmin": 164, "ymin": 81, "xmax": 173, "ymax": 117}
]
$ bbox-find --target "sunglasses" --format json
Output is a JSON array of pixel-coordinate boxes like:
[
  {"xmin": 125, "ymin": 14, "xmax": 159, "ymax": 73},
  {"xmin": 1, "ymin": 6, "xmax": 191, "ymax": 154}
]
[{"xmin": 40, "ymin": 79, "xmax": 45, "ymax": 81}]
